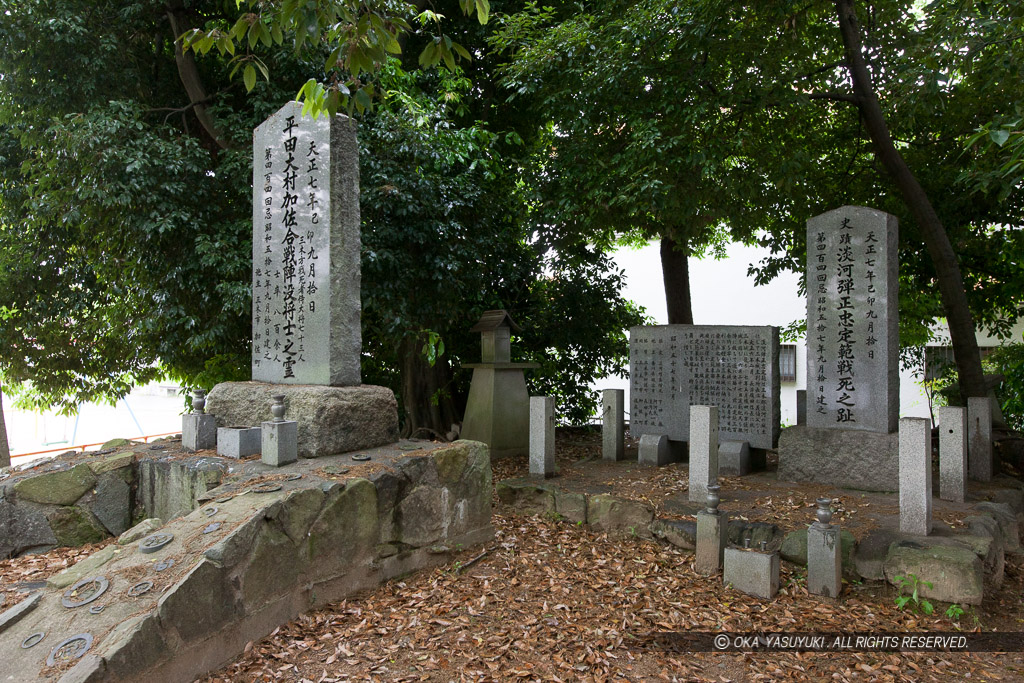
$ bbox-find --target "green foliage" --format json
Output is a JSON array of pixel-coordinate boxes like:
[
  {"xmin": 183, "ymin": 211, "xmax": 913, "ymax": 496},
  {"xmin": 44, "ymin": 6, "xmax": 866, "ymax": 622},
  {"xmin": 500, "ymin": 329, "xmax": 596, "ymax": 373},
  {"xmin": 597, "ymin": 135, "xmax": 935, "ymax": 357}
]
[
  {"xmin": 893, "ymin": 574, "xmax": 935, "ymax": 615},
  {"xmin": 983, "ymin": 343, "xmax": 1024, "ymax": 431},
  {"xmin": 945, "ymin": 603, "xmax": 965, "ymax": 621}
]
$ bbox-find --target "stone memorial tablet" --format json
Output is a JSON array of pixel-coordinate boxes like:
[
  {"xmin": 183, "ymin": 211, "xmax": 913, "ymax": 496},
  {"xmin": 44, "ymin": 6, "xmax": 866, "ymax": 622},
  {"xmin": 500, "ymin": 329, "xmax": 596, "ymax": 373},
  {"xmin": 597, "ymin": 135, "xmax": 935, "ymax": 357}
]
[
  {"xmin": 806, "ymin": 206, "xmax": 898, "ymax": 433},
  {"xmin": 251, "ymin": 100, "xmax": 361, "ymax": 386},
  {"xmin": 629, "ymin": 325, "xmax": 780, "ymax": 449}
]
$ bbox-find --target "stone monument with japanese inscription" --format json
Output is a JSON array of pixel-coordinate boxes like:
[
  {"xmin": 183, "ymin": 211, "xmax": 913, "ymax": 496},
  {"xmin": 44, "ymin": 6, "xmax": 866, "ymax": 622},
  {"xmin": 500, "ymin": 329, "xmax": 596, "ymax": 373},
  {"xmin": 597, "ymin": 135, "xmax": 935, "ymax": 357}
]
[
  {"xmin": 629, "ymin": 325, "xmax": 781, "ymax": 466},
  {"xmin": 206, "ymin": 101, "xmax": 398, "ymax": 457},
  {"xmin": 778, "ymin": 206, "xmax": 899, "ymax": 491}
]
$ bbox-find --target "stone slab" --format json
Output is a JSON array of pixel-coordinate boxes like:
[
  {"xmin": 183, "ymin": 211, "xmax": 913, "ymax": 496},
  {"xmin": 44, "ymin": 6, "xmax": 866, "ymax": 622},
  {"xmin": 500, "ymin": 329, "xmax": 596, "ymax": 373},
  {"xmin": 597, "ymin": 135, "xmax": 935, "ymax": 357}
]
[
  {"xmin": 91, "ymin": 474, "xmax": 131, "ymax": 536},
  {"xmin": 217, "ymin": 426, "xmax": 262, "ymax": 459},
  {"xmin": 206, "ymin": 382, "xmax": 398, "ymax": 458},
  {"xmin": 629, "ymin": 325, "xmax": 780, "ymax": 449},
  {"xmin": 688, "ymin": 406, "xmax": 718, "ymax": 503},
  {"xmin": 529, "ymin": 397, "xmax": 556, "ymax": 479},
  {"xmin": 0, "ymin": 592, "xmax": 39, "ymax": 634},
  {"xmin": 938, "ymin": 406, "xmax": 967, "ymax": 502},
  {"xmin": 883, "ymin": 542, "xmax": 983, "ymax": 605},
  {"xmin": 0, "ymin": 500, "xmax": 57, "ymax": 559},
  {"xmin": 723, "ymin": 547, "xmax": 780, "ymax": 599},
  {"xmin": 777, "ymin": 425, "xmax": 898, "ymax": 492},
  {"xmin": 262, "ymin": 420, "xmax": 298, "ymax": 467},
  {"xmin": 968, "ymin": 396, "xmax": 993, "ymax": 481},
  {"xmin": 899, "ymin": 417, "xmax": 933, "ymax": 535},
  {"xmin": 695, "ymin": 511, "xmax": 727, "ymax": 576},
  {"xmin": 806, "ymin": 206, "xmax": 899, "ymax": 433},
  {"xmin": 807, "ymin": 523, "xmax": 842, "ymax": 598},
  {"xmin": 182, "ymin": 413, "xmax": 217, "ymax": 452},
  {"xmin": 251, "ymin": 100, "xmax": 361, "ymax": 386},
  {"xmin": 601, "ymin": 389, "xmax": 625, "ymax": 461}
]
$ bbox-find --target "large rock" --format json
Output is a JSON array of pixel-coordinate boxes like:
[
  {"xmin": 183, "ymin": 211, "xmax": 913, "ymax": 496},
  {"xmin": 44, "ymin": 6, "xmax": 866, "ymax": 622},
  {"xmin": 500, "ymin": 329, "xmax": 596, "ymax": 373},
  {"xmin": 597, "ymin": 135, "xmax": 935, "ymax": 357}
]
[
  {"xmin": 586, "ymin": 494, "xmax": 654, "ymax": 539},
  {"xmin": 0, "ymin": 501, "xmax": 57, "ymax": 558},
  {"xmin": 12, "ymin": 463, "xmax": 96, "ymax": 505},
  {"xmin": 777, "ymin": 425, "xmax": 898, "ymax": 492},
  {"xmin": 206, "ymin": 381, "xmax": 399, "ymax": 458},
  {"xmin": 883, "ymin": 541, "xmax": 984, "ymax": 605},
  {"xmin": 47, "ymin": 506, "xmax": 107, "ymax": 547},
  {"xmin": 91, "ymin": 474, "xmax": 132, "ymax": 535},
  {"xmin": 650, "ymin": 518, "xmax": 696, "ymax": 550},
  {"xmin": 136, "ymin": 456, "xmax": 226, "ymax": 522},
  {"xmin": 496, "ymin": 480, "xmax": 556, "ymax": 516},
  {"xmin": 974, "ymin": 501, "xmax": 1021, "ymax": 552}
]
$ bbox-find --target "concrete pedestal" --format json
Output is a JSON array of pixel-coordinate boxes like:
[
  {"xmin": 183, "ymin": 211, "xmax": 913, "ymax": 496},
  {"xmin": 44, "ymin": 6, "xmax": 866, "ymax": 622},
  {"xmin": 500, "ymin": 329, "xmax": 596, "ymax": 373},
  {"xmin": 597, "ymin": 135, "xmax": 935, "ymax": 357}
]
[
  {"xmin": 217, "ymin": 426, "xmax": 261, "ymax": 459},
  {"xmin": 723, "ymin": 547, "xmax": 780, "ymax": 599},
  {"xmin": 182, "ymin": 414, "xmax": 217, "ymax": 452},
  {"xmin": 808, "ymin": 523, "xmax": 842, "ymax": 598},
  {"xmin": 695, "ymin": 510, "xmax": 728, "ymax": 576},
  {"xmin": 777, "ymin": 425, "xmax": 898, "ymax": 492},
  {"xmin": 262, "ymin": 420, "xmax": 298, "ymax": 467}
]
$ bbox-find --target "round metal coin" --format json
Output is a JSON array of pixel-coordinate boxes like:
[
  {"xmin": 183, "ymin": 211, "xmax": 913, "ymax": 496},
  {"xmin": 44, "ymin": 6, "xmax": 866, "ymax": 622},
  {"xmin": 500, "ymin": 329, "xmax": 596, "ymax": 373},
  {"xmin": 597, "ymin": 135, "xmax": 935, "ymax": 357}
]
[
  {"xmin": 202, "ymin": 506, "xmax": 218, "ymax": 517},
  {"xmin": 284, "ymin": 473, "xmax": 302, "ymax": 481},
  {"xmin": 139, "ymin": 531, "xmax": 174, "ymax": 554},
  {"xmin": 202, "ymin": 522, "xmax": 222, "ymax": 534},
  {"xmin": 214, "ymin": 494, "xmax": 234, "ymax": 503},
  {"xmin": 127, "ymin": 581, "xmax": 153, "ymax": 597},
  {"xmin": 351, "ymin": 454, "xmax": 371, "ymax": 462},
  {"xmin": 21, "ymin": 632, "xmax": 45, "ymax": 649},
  {"xmin": 88, "ymin": 604, "xmax": 105, "ymax": 615},
  {"xmin": 154, "ymin": 558, "xmax": 175, "ymax": 572},
  {"xmin": 61, "ymin": 576, "xmax": 109, "ymax": 608},
  {"xmin": 250, "ymin": 482, "xmax": 282, "ymax": 493},
  {"xmin": 46, "ymin": 633, "xmax": 93, "ymax": 667}
]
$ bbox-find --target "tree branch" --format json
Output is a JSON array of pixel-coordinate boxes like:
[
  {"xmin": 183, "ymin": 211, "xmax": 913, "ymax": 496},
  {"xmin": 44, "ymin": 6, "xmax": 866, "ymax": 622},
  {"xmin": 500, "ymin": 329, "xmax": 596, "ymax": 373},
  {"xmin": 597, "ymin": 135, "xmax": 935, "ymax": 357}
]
[{"xmin": 807, "ymin": 91, "xmax": 859, "ymax": 104}]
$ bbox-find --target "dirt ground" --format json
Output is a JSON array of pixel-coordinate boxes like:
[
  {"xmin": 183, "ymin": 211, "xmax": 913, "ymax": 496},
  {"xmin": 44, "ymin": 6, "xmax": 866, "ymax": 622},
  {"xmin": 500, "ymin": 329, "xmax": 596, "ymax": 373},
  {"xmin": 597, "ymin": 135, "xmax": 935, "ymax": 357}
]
[{"xmin": 3, "ymin": 429, "xmax": 1024, "ymax": 682}]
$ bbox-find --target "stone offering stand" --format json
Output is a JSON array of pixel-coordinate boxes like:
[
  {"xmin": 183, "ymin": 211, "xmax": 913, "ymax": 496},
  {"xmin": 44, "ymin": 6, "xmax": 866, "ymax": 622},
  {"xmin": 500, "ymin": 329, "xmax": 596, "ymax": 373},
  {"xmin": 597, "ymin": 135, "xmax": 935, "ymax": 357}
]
[{"xmin": 0, "ymin": 438, "xmax": 492, "ymax": 682}]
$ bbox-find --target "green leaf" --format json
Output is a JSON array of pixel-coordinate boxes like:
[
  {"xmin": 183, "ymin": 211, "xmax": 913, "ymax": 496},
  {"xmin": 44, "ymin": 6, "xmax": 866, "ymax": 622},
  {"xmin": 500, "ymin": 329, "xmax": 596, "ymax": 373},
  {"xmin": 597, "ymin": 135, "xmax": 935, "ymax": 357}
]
[
  {"xmin": 243, "ymin": 64, "xmax": 256, "ymax": 92},
  {"xmin": 475, "ymin": 0, "xmax": 490, "ymax": 24},
  {"xmin": 991, "ymin": 128, "xmax": 1011, "ymax": 146}
]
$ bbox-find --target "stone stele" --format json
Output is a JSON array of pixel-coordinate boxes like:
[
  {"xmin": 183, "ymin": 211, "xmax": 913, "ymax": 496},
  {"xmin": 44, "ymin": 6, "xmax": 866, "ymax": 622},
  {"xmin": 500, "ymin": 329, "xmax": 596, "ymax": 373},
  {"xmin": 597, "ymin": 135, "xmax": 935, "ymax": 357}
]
[
  {"xmin": 629, "ymin": 325, "xmax": 780, "ymax": 450},
  {"xmin": 251, "ymin": 100, "xmax": 361, "ymax": 387}
]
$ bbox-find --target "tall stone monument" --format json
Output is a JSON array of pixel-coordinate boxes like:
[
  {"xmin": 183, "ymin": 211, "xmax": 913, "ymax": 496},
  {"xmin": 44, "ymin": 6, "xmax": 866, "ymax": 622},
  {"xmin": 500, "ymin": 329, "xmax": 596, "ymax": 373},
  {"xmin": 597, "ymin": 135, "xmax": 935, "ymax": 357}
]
[
  {"xmin": 206, "ymin": 101, "xmax": 398, "ymax": 457},
  {"xmin": 778, "ymin": 206, "xmax": 899, "ymax": 491}
]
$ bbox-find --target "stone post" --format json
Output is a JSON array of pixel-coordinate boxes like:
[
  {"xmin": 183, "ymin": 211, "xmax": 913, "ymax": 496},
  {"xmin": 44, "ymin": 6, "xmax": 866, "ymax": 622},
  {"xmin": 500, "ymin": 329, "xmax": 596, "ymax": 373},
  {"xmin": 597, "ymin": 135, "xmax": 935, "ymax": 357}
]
[
  {"xmin": 262, "ymin": 394, "xmax": 298, "ymax": 467},
  {"xmin": 899, "ymin": 417, "xmax": 932, "ymax": 535},
  {"xmin": 695, "ymin": 485, "xmax": 728, "ymax": 576},
  {"xmin": 938, "ymin": 406, "xmax": 967, "ymax": 503},
  {"xmin": 182, "ymin": 389, "xmax": 217, "ymax": 452},
  {"xmin": 688, "ymin": 406, "xmax": 719, "ymax": 503},
  {"xmin": 968, "ymin": 397, "xmax": 993, "ymax": 482},
  {"xmin": 529, "ymin": 396, "xmax": 556, "ymax": 479},
  {"xmin": 723, "ymin": 546, "xmax": 780, "ymax": 599},
  {"xmin": 796, "ymin": 389, "xmax": 807, "ymax": 426},
  {"xmin": 601, "ymin": 389, "xmax": 625, "ymax": 461},
  {"xmin": 807, "ymin": 498, "xmax": 841, "ymax": 598}
]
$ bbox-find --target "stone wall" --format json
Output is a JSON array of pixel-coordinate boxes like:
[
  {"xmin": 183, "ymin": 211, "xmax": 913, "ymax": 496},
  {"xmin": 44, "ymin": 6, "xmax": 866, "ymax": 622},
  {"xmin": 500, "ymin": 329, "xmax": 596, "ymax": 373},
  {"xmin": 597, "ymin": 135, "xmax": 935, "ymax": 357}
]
[{"xmin": 0, "ymin": 440, "xmax": 493, "ymax": 682}]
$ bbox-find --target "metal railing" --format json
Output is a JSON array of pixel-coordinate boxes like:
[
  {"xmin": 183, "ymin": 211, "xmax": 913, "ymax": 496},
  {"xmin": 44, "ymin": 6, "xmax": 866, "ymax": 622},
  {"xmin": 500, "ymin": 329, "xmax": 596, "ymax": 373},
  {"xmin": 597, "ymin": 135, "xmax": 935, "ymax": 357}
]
[{"xmin": 11, "ymin": 431, "xmax": 181, "ymax": 461}]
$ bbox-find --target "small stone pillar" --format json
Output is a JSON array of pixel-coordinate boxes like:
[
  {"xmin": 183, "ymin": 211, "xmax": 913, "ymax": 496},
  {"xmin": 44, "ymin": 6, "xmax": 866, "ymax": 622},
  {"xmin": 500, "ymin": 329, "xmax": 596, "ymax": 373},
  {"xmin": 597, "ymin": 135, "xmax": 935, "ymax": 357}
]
[
  {"xmin": 602, "ymin": 389, "xmax": 625, "ymax": 461},
  {"xmin": 938, "ymin": 406, "xmax": 967, "ymax": 502},
  {"xmin": 695, "ymin": 485, "xmax": 728, "ymax": 576},
  {"xmin": 638, "ymin": 433, "xmax": 671, "ymax": 466},
  {"xmin": 968, "ymin": 397, "xmax": 993, "ymax": 482},
  {"xmin": 899, "ymin": 417, "xmax": 932, "ymax": 535},
  {"xmin": 461, "ymin": 311, "xmax": 539, "ymax": 459},
  {"xmin": 807, "ymin": 498, "xmax": 841, "ymax": 598},
  {"xmin": 182, "ymin": 389, "xmax": 217, "ymax": 452},
  {"xmin": 718, "ymin": 441, "xmax": 751, "ymax": 476},
  {"xmin": 688, "ymin": 406, "xmax": 719, "ymax": 503},
  {"xmin": 529, "ymin": 396, "xmax": 556, "ymax": 479},
  {"xmin": 796, "ymin": 389, "xmax": 807, "ymax": 426},
  {"xmin": 262, "ymin": 394, "xmax": 298, "ymax": 467}
]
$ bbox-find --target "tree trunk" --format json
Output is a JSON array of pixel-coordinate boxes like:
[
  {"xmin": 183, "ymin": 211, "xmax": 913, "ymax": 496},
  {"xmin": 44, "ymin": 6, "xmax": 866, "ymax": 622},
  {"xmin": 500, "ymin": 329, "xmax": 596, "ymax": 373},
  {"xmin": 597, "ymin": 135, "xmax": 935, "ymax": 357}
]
[
  {"xmin": 166, "ymin": 1, "xmax": 229, "ymax": 151},
  {"xmin": 0, "ymin": 384, "xmax": 10, "ymax": 467},
  {"xmin": 661, "ymin": 235, "xmax": 693, "ymax": 324},
  {"xmin": 835, "ymin": 0, "xmax": 986, "ymax": 402},
  {"xmin": 398, "ymin": 336, "xmax": 460, "ymax": 440}
]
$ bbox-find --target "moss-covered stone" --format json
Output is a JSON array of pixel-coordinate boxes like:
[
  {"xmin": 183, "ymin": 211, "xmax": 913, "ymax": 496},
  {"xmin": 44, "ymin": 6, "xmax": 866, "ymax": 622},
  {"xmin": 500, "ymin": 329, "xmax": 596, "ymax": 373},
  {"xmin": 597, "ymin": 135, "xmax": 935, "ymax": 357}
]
[
  {"xmin": 554, "ymin": 491, "xmax": 587, "ymax": 524},
  {"xmin": 308, "ymin": 478, "xmax": 378, "ymax": 576},
  {"xmin": 586, "ymin": 494, "xmax": 654, "ymax": 539},
  {"xmin": 48, "ymin": 506, "xmax": 107, "ymax": 546},
  {"xmin": 434, "ymin": 445, "xmax": 468, "ymax": 486},
  {"xmin": 883, "ymin": 543, "xmax": 984, "ymax": 605},
  {"xmin": 47, "ymin": 543, "xmax": 119, "ymax": 588},
  {"xmin": 88, "ymin": 451, "xmax": 135, "ymax": 476},
  {"xmin": 13, "ymin": 463, "xmax": 96, "ymax": 505},
  {"xmin": 496, "ymin": 480, "xmax": 556, "ymax": 516},
  {"xmin": 101, "ymin": 438, "xmax": 134, "ymax": 450}
]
